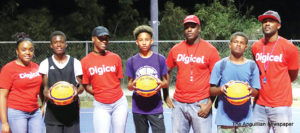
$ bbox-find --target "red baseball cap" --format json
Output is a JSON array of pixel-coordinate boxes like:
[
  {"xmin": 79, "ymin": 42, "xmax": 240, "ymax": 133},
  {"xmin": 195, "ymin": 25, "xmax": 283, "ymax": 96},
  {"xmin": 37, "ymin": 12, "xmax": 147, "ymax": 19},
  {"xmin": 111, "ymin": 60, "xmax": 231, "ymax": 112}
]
[{"xmin": 183, "ymin": 15, "xmax": 200, "ymax": 25}]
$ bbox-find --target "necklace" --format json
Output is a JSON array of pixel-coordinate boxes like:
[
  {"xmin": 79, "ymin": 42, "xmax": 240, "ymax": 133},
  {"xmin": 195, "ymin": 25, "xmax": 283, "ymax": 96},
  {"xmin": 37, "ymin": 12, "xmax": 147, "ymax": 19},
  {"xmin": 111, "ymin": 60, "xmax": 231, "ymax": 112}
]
[
  {"xmin": 185, "ymin": 42, "xmax": 200, "ymax": 82},
  {"xmin": 262, "ymin": 36, "xmax": 280, "ymax": 83}
]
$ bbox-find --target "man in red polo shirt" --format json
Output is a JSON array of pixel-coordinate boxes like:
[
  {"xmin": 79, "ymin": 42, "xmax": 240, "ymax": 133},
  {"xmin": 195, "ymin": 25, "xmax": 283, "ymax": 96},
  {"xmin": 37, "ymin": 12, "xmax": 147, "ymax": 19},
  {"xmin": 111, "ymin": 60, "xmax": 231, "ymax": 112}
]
[
  {"xmin": 251, "ymin": 10, "xmax": 299, "ymax": 133},
  {"xmin": 166, "ymin": 15, "xmax": 220, "ymax": 133}
]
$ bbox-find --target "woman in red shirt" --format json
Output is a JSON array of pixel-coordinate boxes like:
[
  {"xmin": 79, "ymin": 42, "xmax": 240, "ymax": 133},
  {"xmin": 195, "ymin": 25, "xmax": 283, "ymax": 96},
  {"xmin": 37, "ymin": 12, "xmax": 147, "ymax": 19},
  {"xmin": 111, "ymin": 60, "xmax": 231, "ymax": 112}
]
[{"xmin": 0, "ymin": 33, "xmax": 44, "ymax": 133}]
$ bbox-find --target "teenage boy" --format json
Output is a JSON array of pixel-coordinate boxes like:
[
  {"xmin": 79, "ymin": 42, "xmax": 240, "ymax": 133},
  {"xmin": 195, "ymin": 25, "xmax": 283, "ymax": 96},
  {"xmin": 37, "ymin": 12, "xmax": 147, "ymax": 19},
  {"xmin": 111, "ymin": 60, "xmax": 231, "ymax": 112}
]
[
  {"xmin": 210, "ymin": 32, "xmax": 260, "ymax": 133},
  {"xmin": 126, "ymin": 25, "xmax": 171, "ymax": 133},
  {"xmin": 39, "ymin": 31, "xmax": 83, "ymax": 133}
]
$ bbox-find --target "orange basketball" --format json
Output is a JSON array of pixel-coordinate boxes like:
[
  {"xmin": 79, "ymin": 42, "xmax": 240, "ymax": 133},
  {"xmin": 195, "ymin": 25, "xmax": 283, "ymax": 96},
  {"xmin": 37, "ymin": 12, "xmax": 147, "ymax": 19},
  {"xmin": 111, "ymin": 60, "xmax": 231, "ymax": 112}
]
[
  {"xmin": 135, "ymin": 75, "xmax": 159, "ymax": 97},
  {"xmin": 49, "ymin": 81, "xmax": 76, "ymax": 105}
]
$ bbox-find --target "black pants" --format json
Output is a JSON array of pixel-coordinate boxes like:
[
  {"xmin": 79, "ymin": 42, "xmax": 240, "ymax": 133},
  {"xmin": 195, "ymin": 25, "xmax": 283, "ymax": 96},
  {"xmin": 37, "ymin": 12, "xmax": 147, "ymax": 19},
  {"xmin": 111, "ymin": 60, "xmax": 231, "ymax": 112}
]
[
  {"xmin": 133, "ymin": 113, "xmax": 165, "ymax": 133},
  {"xmin": 45, "ymin": 122, "xmax": 80, "ymax": 133}
]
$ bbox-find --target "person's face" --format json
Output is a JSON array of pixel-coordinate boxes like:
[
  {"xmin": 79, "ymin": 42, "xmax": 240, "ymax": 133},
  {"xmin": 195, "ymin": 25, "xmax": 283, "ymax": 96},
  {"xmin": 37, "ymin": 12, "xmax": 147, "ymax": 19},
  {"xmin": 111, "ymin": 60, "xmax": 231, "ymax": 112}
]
[
  {"xmin": 92, "ymin": 35, "xmax": 109, "ymax": 52},
  {"xmin": 262, "ymin": 18, "xmax": 281, "ymax": 37},
  {"xmin": 184, "ymin": 22, "xmax": 200, "ymax": 41},
  {"xmin": 50, "ymin": 35, "xmax": 67, "ymax": 55},
  {"xmin": 136, "ymin": 32, "xmax": 153, "ymax": 53},
  {"xmin": 229, "ymin": 35, "xmax": 248, "ymax": 56},
  {"xmin": 16, "ymin": 40, "xmax": 34, "ymax": 64}
]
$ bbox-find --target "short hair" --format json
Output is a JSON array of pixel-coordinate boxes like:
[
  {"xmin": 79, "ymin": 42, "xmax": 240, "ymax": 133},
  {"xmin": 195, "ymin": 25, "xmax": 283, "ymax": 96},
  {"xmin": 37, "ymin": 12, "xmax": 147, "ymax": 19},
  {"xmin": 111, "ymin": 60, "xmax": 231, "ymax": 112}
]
[
  {"xmin": 230, "ymin": 32, "xmax": 248, "ymax": 44},
  {"xmin": 133, "ymin": 25, "xmax": 153, "ymax": 39},
  {"xmin": 50, "ymin": 31, "xmax": 67, "ymax": 42}
]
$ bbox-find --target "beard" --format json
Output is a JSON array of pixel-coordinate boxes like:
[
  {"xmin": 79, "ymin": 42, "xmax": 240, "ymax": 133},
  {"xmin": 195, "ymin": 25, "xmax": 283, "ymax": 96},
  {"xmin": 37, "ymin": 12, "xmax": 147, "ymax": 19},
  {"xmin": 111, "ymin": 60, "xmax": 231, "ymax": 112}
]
[{"xmin": 263, "ymin": 28, "xmax": 277, "ymax": 38}]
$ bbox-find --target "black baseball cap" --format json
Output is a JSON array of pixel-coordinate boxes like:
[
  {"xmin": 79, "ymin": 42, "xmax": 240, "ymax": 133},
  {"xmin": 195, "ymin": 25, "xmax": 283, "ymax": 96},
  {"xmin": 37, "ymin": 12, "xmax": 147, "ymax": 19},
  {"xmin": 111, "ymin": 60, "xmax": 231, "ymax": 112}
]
[{"xmin": 92, "ymin": 26, "xmax": 111, "ymax": 37}]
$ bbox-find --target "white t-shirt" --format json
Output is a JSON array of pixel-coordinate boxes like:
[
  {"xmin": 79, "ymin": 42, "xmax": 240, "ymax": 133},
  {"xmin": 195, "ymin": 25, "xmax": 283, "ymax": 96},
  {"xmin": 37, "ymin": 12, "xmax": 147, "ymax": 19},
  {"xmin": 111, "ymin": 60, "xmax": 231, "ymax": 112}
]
[{"xmin": 39, "ymin": 55, "xmax": 82, "ymax": 83}]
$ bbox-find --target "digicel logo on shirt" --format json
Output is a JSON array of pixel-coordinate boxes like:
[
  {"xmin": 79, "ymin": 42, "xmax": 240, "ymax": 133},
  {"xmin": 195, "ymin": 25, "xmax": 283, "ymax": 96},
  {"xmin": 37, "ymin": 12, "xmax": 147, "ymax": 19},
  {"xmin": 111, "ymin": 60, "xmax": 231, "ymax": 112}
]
[
  {"xmin": 88, "ymin": 65, "xmax": 116, "ymax": 75},
  {"xmin": 19, "ymin": 72, "xmax": 40, "ymax": 79},
  {"xmin": 177, "ymin": 54, "xmax": 205, "ymax": 64},
  {"xmin": 255, "ymin": 53, "xmax": 283, "ymax": 63}
]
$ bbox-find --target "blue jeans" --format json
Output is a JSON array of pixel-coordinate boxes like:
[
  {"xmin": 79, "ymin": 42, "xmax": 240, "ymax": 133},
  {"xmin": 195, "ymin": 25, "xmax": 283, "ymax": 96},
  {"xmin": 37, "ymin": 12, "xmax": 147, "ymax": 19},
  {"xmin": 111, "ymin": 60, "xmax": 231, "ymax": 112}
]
[
  {"xmin": 7, "ymin": 108, "xmax": 44, "ymax": 133},
  {"xmin": 172, "ymin": 98, "xmax": 212, "ymax": 133},
  {"xmin": 253, "ymin": 104, "xmax": 292, "ymax": 133},
  {"xmin": 93, "ymin": 95, "xmax": 128, "ymax": 133}
]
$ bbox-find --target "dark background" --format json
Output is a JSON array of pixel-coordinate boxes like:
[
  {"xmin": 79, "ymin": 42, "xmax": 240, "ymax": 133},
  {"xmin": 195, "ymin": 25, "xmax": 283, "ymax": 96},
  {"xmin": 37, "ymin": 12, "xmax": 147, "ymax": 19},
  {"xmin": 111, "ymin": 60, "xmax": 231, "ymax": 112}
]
[{"xmin": 0, "ymin": 0, "xmax": 299, "ymax": 39}]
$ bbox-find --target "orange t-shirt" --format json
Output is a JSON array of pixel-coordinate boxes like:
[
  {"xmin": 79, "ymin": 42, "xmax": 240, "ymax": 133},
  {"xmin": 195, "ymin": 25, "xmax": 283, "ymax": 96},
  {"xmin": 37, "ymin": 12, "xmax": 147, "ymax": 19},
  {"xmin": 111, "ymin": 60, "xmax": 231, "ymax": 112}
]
[
  {"xmin": 0, "ymin": 61, "xmax": 42, "ymax": 112},
  {"xmin": 251, "ymin": 37, "xmax": 300, "ymax": 107},
  {"xmin": 81, "ymin": 51, "xmax": 123, "ymax": 104},
  {"xmin": 166, "ymin": 39, "xmax": 220, "ymax": 103}
]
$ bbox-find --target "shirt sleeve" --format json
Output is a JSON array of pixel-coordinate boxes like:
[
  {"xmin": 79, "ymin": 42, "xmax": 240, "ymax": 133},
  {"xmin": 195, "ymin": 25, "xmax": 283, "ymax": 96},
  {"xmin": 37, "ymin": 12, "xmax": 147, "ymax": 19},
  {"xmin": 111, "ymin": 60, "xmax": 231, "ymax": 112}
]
[
  {"xmin": 160, "ymin": 55, "xmax": 168, "ymax": 77},
  {"xmin": 80, "ymin": 59, "xmax": 90, "ymax": 84},
  {"xmin": 250, "ymin": 63, "xmax": 261, "ymax": 90},
  {"xmin": 125, "ymin": 57, "xmax": 134, "ymax": 78},
  {"xmin": 0, "ymin": 65, "xmax": 13, "ymax": 90},
  {"xmin": 166, "ymin": 48, "xmax": 176, "ymax": 69},
  {"xmin": 116, "ymin": 55, "xmax": 123, "ymax": 79},
  {"xmin": 38, "ymin": 59, "xmax": 49, "ymax": 75},
  {"xmin": 74, "ymin": 58, "xmax": 83, "ymax": 76},
  {"xmin": 208, "ymin": 47, "xmax": 221, "ymax": 72},
  {"xmin": 209, "ymin": 61, "xmax": 221, "ymax": 86},
  {"xmin": 286, "ymin": 44, "xmax": 300, "ymax": 70}
]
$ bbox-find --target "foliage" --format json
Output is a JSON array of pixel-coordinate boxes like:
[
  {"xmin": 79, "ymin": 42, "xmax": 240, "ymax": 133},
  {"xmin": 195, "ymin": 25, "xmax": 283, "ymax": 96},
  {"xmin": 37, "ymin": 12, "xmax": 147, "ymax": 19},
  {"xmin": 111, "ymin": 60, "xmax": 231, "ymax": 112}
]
[
  {"xmin": 159, "ymin": 1, "xmax": 187, "ymax": 40},
  {"xmin": 194, "ymin": 0, "xmax": 261, "ymax": 40}
]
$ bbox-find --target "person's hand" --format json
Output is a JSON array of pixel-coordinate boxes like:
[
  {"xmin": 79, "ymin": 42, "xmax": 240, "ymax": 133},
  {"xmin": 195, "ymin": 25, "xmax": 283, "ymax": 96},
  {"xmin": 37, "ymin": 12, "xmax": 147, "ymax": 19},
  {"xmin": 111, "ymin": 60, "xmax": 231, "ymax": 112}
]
[
  {"xmin": 44, "ymin": 89, "xmax": 53, "ymax": 103},
  {"xmin": 164, "ymin": 96, "xmax": 175, "ymax": 108},
  {"xmin": 198, "ymin": 102, "xmax": 211, "ymax": 118},
  {"xmin": 221, "ymin": 80, "xmax": 234, "ymax": 95},
  {"xmin": 70, "ymin": 84, "xmax": 79, "ymax": 97},
  {"xmin": 245, "ymin": 82, "xmax": 252, "ymax": 96},
  {"xmin": 130, "ymin": 79, "xmax": 137, "ymax": 91},
  {"xmin": 1, "ymin": 122, "xmax": 11, "ymax": 133},
  {"xmin": 155, "ymin": 78, "xmax": 163, "ymax": 92}
]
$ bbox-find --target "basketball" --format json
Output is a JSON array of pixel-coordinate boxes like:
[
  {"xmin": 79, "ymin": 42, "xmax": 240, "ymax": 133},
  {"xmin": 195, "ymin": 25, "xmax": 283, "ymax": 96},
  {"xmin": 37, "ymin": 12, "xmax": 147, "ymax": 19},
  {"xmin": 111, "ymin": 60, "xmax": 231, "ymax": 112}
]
[
  {"xmin": 135, "ymin": 75, "xmax": 159, "ymax": 97},
  {"xmin": 225, "ymin": 81, "xmax": 250, "ymax": 105},
  {"xmin": 49, "ymin": 81, "xmax": 76, "ymax": 105}
]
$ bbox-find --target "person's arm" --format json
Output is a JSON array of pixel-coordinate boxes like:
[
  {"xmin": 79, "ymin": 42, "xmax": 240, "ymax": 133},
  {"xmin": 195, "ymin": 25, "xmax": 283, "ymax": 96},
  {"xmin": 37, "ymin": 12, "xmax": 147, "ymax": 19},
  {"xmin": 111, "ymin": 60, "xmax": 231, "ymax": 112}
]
[
  {"xmin": 249, "ymin": 87, "xmax": 259, "ymax": 97},
  {"xmin": 210, "ymin": 82, "xmax": 228, "ymax": 96},
  {"xmin": 127, "ymin": 77, "xmax": 136, "ymax": 91},
  {"xmin": 159, "ymin": 74, "xmax": 169, "ymax": 89},
  {"xmin": 83, "ymin": 84, "xmax": 93, "ymax": 95},
  {"xmin": 162, "ymin": 87, "xmax": 174, "ymax": 108},
  {"xmin": 75, "ymin": 75, "xmax": 84, "ymax": 95},
  {"xmin": 41, "ymin": 74, "xmax": 51, "ymax": 100},
  {"xmin": 210, "ymin": 84, "xmax": 225, "ymax": 96},
  {"xmin": 0, "ymin": 89, "xmax": 11, "ymax": 133},
  {"xmin": 164, "ymin": 67, "xmax": 175, "ymax": 108},
  {"xmin": 167, "ymin": 67, "xmax": 173, "ymax": 74},
  {"xmin": 288, "ymin": 69, "xmax": 299, "ymax": 82},
  {"xmin": 161, "ymin": 73, "xmax": 174, "ymax": 108}
]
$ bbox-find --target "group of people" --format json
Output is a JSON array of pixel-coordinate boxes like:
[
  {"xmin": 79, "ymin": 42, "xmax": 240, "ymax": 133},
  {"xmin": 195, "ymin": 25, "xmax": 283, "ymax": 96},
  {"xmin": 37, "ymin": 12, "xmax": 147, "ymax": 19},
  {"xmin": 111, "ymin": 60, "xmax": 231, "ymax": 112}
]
[{"xmin": 0, "ymin": 10, "xmax": 299, "ymax": 133}]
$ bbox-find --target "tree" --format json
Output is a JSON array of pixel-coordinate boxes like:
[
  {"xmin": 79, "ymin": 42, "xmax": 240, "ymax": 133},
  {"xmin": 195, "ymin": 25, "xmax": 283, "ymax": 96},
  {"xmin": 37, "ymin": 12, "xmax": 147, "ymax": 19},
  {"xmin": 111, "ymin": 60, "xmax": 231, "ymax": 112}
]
[
  {"xmin": 194, "ymin": 0, "xmax": 261, "ymax": 40},
  {"xmin": 159, "ymin": 1, "xmax": 188, "ymax": 40}
]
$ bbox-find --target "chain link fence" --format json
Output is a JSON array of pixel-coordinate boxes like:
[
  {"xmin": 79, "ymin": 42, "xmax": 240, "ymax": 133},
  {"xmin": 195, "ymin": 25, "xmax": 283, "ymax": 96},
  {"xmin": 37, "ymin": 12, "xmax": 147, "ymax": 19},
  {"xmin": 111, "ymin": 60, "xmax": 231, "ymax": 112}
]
[{"xmin": 1, "ymin": 40, "xmax": 299, "ymax": 106}]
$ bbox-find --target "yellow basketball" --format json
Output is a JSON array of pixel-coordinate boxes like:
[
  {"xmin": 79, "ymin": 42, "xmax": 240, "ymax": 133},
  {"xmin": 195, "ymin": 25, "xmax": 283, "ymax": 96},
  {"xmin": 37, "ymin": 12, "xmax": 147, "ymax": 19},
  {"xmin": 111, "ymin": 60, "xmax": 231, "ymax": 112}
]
[
  {"xmin": 50, "ymin": 81, "xmax": 76, "ymax": 105},
  {"xmin": 226, "ymin": 81, "xmax": 250, "ymax": 105},
  {"xmin": 135, "ymin": 75, "xmax": 159, "ymax": 97}
]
